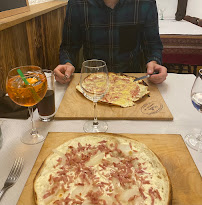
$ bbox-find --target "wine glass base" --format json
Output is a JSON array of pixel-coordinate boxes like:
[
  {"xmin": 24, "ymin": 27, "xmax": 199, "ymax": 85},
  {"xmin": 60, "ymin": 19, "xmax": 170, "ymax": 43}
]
[
  {"xmin": 83, "ymin": 120, "xmax": 108, "ymax": 133},
  {"xmin": 185, "ymin": 134, "xmax": 202, "ymax": 152},
  {"xmin": 21, "ymin": 130, "xmax": 45, "ymax": 145}
]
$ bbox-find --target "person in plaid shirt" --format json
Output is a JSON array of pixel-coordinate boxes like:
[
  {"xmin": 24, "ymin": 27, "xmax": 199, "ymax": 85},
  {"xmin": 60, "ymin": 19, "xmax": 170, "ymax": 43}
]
[{"xmin": 54, "ymin": 0, "xmax": 167, "ymax": 84}]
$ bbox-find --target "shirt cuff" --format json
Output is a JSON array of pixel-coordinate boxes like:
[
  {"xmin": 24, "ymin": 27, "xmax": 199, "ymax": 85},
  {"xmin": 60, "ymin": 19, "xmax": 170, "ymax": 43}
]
[{"xmin": 147, "ymin": 57, "xmax": 162, "ymax": 65}]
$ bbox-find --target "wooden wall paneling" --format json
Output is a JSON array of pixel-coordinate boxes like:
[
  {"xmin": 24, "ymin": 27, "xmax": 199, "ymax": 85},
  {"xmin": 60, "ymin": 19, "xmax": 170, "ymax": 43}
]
[
  {"xmin": 0, "ymin": 23, "xmax": 31, "ymax": 92},
  {"xmin": 41, "ymin": 9, "xmax": 64, "ymax": 70},
  {"xmin": 0, "ymin": 31, "xmax": 7, "ymax": 92},
  {"xmin": 26, "ymin": 6, "xmax": 66, "ymax": 70},
  {"xmin": 47, "ymin": 7, "xmax": 66, "ymax": 70},
  {"xmin": 26, "ymin": 16, "xmax": 45, "ymax": 69},
  {"xmin": 0, "ymin": 3, "xmax": 67, "ymax": 92},
  {"xmin": 10, "ymin": 23, "xmax": 31, "ymax": 66}
]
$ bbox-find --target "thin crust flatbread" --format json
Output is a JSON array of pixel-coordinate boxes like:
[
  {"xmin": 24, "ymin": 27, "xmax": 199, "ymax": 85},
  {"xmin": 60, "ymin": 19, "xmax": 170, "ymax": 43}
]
[
  {"xmin": 76, "ymin": 72, "xmax": 150, "ymax": 108},
  {"xmin": 34, "ymin": 133, "xmax": 171, "ymax": 205}
]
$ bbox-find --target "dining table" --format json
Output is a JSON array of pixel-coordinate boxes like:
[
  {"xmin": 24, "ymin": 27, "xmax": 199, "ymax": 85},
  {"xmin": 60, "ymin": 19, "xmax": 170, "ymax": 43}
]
[{"xmin": 0, "ymin": 72, "xmax": 202, "ymax": 205}]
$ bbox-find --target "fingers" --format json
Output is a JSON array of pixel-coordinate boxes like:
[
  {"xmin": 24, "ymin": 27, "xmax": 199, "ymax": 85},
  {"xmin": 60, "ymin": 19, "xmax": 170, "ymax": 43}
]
[
  {"xmin": 147, "ymin": 62, "xmax": 167, "ymax": 84},
  {"xmin": 54, "ymin": 65, "xmax": 67, "ymax": 84},
  {"xmin": 64, "ymin": 63, "xmax": 75, "ymax": 79},
  {"xmin": 54, "ymin": 63, "xmax": 75, "ymax": 84},
  {"xmin": 149, "ymin": 66, "xmax": 167, "ymax": 84}
]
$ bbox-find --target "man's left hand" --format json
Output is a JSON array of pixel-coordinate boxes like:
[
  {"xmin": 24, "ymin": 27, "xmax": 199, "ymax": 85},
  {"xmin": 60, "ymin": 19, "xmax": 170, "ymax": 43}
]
[{"xmin": 146, "ymin": 61, "xmax": 167, "ymax": 84}]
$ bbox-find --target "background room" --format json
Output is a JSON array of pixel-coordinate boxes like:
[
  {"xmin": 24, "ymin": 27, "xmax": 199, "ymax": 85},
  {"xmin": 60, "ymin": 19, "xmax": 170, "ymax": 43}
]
[
  {"xmin": 0, "ymin": 1, "xmax": 202, "ymax": 205},
  {"xmin": 0, "ymin": 0, "xmax": 202, "ymax": 92}
]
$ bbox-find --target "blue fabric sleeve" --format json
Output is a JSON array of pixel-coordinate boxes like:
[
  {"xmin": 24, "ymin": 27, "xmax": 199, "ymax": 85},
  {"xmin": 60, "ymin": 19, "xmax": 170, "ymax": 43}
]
[
  {"xmin": 59, "ymin": 1, "xmax": 82, "ymax": 67},
  {"xmin": 142, "ymin": 1, "xmax": 163, "ymax": 65}
]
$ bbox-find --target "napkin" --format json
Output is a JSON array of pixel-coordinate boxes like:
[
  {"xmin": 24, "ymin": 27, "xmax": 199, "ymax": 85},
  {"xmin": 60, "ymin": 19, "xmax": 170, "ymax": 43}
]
[{"xmin": 0, "ymin": 90, "xmax": 30, "ymax": 119}]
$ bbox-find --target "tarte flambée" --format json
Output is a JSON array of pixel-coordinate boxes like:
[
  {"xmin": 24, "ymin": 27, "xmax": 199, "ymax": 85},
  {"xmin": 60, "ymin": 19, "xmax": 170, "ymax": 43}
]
[
  {"xmin": 76, "ymin": 72, "xmax": 150, "ymax": 108},
  {"xmin": 34, "ymin": 134, "xmax": 171, "ymax": 205}
]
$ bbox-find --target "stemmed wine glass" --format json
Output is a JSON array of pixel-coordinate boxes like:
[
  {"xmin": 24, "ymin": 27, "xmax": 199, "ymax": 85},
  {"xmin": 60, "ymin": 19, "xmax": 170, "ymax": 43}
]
[
  {"xmin": 185, "ymin": 69, "xmax": 202, "ymax": 152},
  {"xmin": 159, "ymin": 8, "xmax": 166, "ymax": 20},
  {"xmin": 6, "ymin": 66, "xmax": 47, "ymax": 145},
  {"xmin": 80, "ymin": 59, "xmax": 109, "ymax": 132}
]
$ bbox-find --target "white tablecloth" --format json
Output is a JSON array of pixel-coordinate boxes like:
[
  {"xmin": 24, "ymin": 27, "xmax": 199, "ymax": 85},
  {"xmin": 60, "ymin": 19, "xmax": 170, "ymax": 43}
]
[
  {"xmin": 159, "ymin": 19, "xmax": 202, "ymax": 35},
  {"xmin": 0, "ymin": 73, "xmax": 202, "ymax": 205}
]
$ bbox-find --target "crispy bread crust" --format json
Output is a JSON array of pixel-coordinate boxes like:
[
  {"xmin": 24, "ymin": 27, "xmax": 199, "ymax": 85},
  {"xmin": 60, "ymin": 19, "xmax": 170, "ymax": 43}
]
[
  {"xmin": 34, "ymin": 133, "xmax": 172, "ymax": 205},
  {"xmin": 76, "ymin": 72, "xmax": 150, "ymax": 107}
]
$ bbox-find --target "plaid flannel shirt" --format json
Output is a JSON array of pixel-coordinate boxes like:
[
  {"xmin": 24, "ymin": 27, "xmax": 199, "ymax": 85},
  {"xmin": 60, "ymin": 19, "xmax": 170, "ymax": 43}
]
[{"xmin": 60, "ymin": 0, "xmax": 163, "ymax": 72}]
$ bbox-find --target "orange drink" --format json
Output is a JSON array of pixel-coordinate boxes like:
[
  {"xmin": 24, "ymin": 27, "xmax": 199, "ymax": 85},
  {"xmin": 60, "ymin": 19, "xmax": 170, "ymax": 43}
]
[
  {"xmin": 6, "ymin": 65, "xmax": 47, "ymax": 145},
  {"xmin": 7, "ymin": 72, "xmax": 47, "ymax": 107}
]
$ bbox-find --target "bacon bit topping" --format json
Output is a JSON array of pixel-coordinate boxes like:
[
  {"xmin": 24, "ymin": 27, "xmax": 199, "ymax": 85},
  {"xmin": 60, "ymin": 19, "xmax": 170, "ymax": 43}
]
[
  {"xmin": 128, "ymin": 195, "xmax": 138, "ymax": 201},
  {"xmin": 129, "ymin": 142, "xmax": 133, "ymax": 150},
  {"xmin": 139, "ymin": 187, "xmax": 147, "ymax": 200},
  {"xmin": 77, "ymin": 142, "xmax": 85, "ymax": 152},
  {"xmin": 140, "ymin": 176, "xmax": 150, "ymax": 184},
  {"xmin": 48, "ymin": 174, "xmax": 52, "ymax": 183},
  {"xmin": 43, "ymin": 185, "xmax": 59, "ymax": 199},
  {"xmin": 75, "ymin": 194, "xmax": 84, "ymax": 201},
  {"xmin": 99, "ymin": 164, "xmax": 106, "ymax": 170},
  {"xmin": 53, "ymin": 157, "xmax": 62, "ymax": 168},
  {"xmin": 86, "ymin": 190, "xmax": 103, "ymax": 204},
  {"xmin": 149, "ymin": 187, "xmax": 162, "ymax": 205},
  {"xmin": 53, "ymin": 200, "xmax": 62, "ymax": 205},
  {"xmin": 130, "ymin": 86, "xmax": 140, "ymax": 98},
  {"xmin": 114, "ymin": 143, "xmax": 122, "ymax": 155},
  {"xmin": 43, "ymin": 141, "xmax": 155, "ymax": 204},
  {"xmin": 99, "ymin": 140, "xmax": 107, "ymax": 144},
  {"xmin": 115, "ymin": 194, "xmax": 121, "ymax": 205},
  {"xmin": 75, "ymin": 183, "xmax": 84, "ymax": 186}
]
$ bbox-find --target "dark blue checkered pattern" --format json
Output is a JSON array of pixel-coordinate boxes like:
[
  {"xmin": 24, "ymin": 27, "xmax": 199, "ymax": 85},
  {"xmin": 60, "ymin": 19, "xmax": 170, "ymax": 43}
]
[{"xmin": 60, "ymin": 0, "xmax": 163, "ymax": 72}]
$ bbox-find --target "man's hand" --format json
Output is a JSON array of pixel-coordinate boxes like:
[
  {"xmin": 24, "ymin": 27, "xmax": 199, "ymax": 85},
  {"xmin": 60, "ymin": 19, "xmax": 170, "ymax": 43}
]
[
  {"xmin": 54, "ymin": 63, "xmax": 75, "ymax": 84},
  {"xmin": 147, "ymin": 61, "xmax": 167, "ymax": 84}
]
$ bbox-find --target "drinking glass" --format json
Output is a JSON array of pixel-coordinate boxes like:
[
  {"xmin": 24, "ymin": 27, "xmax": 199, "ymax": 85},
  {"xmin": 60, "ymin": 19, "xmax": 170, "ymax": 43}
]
[
  {"xmin": 159, "ymin": 8, "xmax": 166, "ymax": 20},
  {"xmin": 37, "ymin": 70, "xmax": 56, "ymax": 122},
  {"xmin": 80, "ymin": 59, "xmax": 109, "ymax": 132},
  {"xmin": 6, "ymin": 66, "xmax": 47, "ymax": 145},
  {"xmin": 185, "ymin": 69, "xmax": 202, "ymax": 152}
]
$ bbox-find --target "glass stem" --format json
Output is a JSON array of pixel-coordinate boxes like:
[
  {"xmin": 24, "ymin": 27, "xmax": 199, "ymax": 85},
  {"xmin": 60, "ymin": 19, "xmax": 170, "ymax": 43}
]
[
  {"xmin": 93, "ymin": 102, "xmax": 98, "ymax": 126},
  {"xmin": 28, "ymin": 107, "xmax": 37, "ymax": 135}
]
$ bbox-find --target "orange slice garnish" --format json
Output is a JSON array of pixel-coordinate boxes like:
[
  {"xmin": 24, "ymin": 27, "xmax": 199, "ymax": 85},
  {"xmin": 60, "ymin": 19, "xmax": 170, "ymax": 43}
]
[{"xmin": 27, "ymin": 78, "xmax": 38, "ymax": 84}]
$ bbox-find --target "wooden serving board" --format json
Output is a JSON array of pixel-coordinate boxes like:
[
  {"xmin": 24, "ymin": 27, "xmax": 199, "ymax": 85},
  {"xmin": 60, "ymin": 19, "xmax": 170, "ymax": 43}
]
[
  {"xmin": 55, "ymin": 73, "xmax": 173, "ymax": 120},
  {"xmin": 17, "ymin": 132, "xmax": 202, "ymax": 205}
]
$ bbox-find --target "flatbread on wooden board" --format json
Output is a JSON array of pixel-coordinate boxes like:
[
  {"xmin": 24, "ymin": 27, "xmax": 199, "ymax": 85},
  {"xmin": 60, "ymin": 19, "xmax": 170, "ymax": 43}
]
[
  {"xmin": 76, "ymin": 72, "xmax": 150, "ymax": 108},
  {"xmin": 34, "ymin": 133, "xmax": 171, "ymax": 205}
]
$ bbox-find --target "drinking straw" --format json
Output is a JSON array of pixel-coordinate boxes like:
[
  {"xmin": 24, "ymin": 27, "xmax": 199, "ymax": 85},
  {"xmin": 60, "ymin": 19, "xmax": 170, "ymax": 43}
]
[{"xmin": 17, "ymin": 69, "xmax": 41, "ymax": 102}]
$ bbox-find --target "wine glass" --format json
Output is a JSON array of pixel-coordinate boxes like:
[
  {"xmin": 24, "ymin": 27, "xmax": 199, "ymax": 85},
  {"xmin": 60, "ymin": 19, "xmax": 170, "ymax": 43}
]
[
  {"xmin": 159, "ymin": 8, "xmax": 166, "ymax": 20},
  {"xmin": 80, "ymin": 59, "xmax": 109, "ymax": 132},
  {"xmin": 185, "ymin": 69, "xmax": 202, "ymax": 152},
  {"xmin": 6, "ymin": 66, "xmax": 47, "ymax": 145}
]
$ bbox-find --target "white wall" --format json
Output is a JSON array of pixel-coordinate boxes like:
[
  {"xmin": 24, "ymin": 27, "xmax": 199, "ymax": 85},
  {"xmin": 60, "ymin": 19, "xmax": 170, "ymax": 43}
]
[
  {"xmin": 28, "ymin": 0, "xmax": 202, "ymax": 20},
  {"xmin": 28, "ymin": 0, "xmax": 52, "ymax": 5},
  {"xmin": 186, "ymin": 0, "xmax": 202, "ymax": 19},
  {"xmin": 28, "ymin": 0, "xmax": 178, "ymax": 19},
  {"xmin": 156, "ymin": 0, "xmax": 178, "ymax": 20},
  {"xmin": 28, "ymin": 0, "xmax": 67, "ymax": 5}
]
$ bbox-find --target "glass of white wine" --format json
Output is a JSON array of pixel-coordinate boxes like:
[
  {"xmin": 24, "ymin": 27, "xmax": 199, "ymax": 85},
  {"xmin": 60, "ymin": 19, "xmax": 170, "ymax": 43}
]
[
  {"xmin": 80, "ymin": 59, "xmax": 109, "ymax": 132},
  {"xmin": 185, "ymin": 69, "xmax": 202, "ymax": 152}
]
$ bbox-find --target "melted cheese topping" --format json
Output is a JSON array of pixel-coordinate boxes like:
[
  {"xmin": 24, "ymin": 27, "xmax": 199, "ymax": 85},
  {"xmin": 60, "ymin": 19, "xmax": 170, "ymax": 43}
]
[
  {"xmin": 76, "ymin": 73, "xmax": 150, "ymax": 108},
  {"xmin": 34, "ymin": 135, "xmax": 170, "ymax": 205}
]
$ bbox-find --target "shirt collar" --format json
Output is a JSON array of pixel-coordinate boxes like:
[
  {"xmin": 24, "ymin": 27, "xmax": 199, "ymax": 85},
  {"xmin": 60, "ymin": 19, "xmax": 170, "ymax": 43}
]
[{"xmin": 88, "ymin": 0, "xmax": 125, "ymax": 8}]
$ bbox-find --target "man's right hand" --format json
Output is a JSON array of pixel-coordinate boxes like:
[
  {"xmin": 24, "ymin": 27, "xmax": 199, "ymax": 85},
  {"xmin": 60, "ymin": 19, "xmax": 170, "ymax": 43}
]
[{"xmin": 53, "ymin": 63, "xmax": 75, "ymax": 84}]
